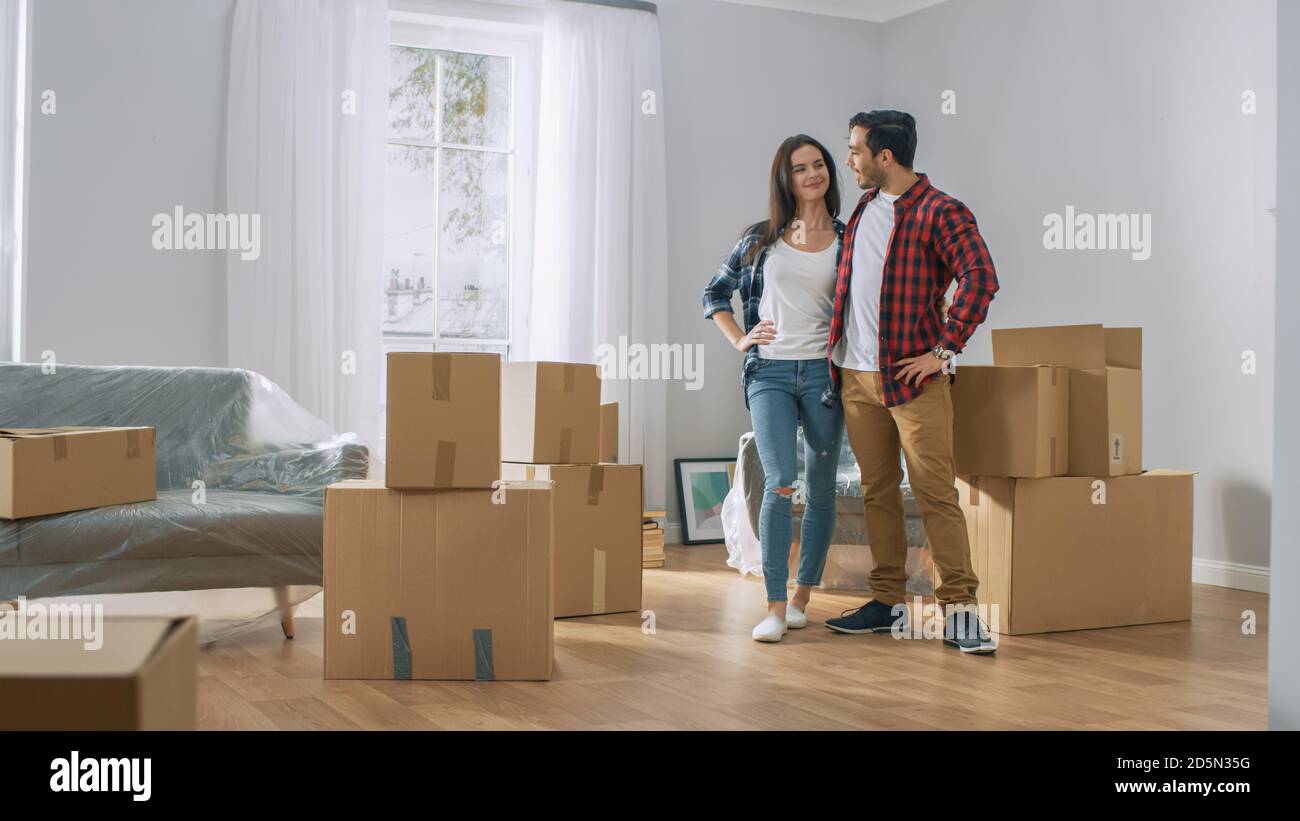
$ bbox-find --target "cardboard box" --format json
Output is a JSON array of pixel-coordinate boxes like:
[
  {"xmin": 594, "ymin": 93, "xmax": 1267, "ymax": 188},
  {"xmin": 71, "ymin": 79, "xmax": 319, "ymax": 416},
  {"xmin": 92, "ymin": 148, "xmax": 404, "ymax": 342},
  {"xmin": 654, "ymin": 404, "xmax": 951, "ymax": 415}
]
[
  {"xmin": 952, "ymin": 365, "xmax": 1070, "ymax": 477},
  {"xmin": 991, "ymin": 324, "xmax": 1142, "ymax": 476},
  {"xmin": 0, "ymin": 615, "xmax": 197, "ymax": 730},
  {"xmin": 501, "ymin": 362, "xmax": 600, "ymax": 464},
  {"xmin": 323, "ymin": 479, "xmax": 553, "ymax": 680},
  {"xmin": 501, "ymin": 463, "xmax": 642, "ymax": 618},
  {"xmin": 599, "ymin": 401, "xmax": 619, "ymax": 463},
  {"xmin": 951, "ymin": 470, "xmax": 1193, "ymax": 635},
  {"xmin": 386, "ymin": 352, "xmax": 500, "ymax": 489},
  {"xmin": 0, "ymin": 426, "xmax": 157, "ymax": 519}
]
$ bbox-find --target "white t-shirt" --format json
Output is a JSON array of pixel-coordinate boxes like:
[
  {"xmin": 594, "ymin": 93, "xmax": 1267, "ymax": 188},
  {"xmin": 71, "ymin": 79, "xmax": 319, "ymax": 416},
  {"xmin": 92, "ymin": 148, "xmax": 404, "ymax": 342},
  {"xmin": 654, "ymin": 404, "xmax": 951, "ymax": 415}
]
[
  {"xmin": 756, "ymin": 237, "xmax": 839, "ymax": 360},
  {"xmin": 833, "ymin": 190, "xmax": 899, "ymax": 371}
]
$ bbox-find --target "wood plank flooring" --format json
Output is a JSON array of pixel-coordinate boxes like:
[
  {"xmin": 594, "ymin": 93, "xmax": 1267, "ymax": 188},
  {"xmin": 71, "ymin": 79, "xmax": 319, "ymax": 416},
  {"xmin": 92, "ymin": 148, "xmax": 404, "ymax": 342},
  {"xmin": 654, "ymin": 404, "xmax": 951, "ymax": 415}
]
[{"xmin": 196, "ymin": 545, "xmax": 1269, "ymax": 730}]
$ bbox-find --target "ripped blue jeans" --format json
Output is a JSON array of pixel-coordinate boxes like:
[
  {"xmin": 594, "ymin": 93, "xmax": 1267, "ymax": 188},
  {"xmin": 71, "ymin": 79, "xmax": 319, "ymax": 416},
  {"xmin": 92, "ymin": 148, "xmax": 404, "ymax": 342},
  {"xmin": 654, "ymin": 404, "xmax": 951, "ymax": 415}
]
[{"xmin": 745, "ymin": 357, "xmax": 844, "ymax": 602}]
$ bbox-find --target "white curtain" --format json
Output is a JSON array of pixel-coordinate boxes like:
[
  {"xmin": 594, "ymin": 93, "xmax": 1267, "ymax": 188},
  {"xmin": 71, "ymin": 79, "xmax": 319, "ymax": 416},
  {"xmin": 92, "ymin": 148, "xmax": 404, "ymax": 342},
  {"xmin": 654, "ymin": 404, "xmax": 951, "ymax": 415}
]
[
  {"xmin": 531, "ymin": 0, "xmax": 669, "ymax": 509},
  {"xmin": 226, "ymin": 0, "xmax": 386, "ymax": 443},
  {"xmin": 0, "ymin": 0, "xmax": 25, "ymax": 363}
]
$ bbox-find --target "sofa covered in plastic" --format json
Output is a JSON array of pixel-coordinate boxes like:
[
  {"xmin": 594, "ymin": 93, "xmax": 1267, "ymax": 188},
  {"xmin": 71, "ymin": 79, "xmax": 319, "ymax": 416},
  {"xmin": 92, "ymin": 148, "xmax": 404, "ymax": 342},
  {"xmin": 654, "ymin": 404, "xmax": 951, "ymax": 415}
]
[{"xmin": 0, "ymin": 363, "xmax": 368, "ymax": 606}]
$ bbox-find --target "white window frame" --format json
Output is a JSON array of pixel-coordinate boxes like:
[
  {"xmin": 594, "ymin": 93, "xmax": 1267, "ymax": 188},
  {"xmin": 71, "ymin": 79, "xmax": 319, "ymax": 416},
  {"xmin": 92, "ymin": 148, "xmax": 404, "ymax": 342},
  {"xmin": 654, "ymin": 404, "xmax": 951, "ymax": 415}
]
[
  {"xmin": 384, "ymin": 11, "xmax": 540, "ymax": 361},
  {"xmin": 1, "ymin": 0, "xmax": 28, "ymax": 363}
]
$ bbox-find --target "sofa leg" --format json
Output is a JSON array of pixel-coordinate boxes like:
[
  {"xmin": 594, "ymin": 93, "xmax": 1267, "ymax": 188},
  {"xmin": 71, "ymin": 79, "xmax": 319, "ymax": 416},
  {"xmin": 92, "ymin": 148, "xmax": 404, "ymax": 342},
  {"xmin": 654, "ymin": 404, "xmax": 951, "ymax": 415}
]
[{"xmin": 274, "ymin": 586, "xmax": 295, "ymax": 640}]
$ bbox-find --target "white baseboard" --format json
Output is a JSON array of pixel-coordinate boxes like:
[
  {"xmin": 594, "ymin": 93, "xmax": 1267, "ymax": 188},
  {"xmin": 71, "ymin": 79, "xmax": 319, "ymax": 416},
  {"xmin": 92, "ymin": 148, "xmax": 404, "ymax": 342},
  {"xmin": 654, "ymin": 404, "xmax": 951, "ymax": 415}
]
[
  {"xmin": 658, "ymin": 527, "xmax": 1270, "ymax": 593},
  {"xmin": 1192, "ymin": 558, "xmax": 1270, "ymax": 593}
]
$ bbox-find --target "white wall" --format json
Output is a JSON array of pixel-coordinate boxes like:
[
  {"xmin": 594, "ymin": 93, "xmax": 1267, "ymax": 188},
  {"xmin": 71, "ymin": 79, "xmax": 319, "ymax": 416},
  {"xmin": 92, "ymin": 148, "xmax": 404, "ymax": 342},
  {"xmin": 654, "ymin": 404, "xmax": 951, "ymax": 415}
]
[
  {"xmin": 24, "ymin": 0, "xmax": 233, "ymax": 367},
  {"xmin": 876, "ymin": 0, "xmax": 1277, "ymax": 575},
  {"xmin": 1269, "ymin": 0, "xmax": 1298, "ymax": 730},
  {"xmin": 657, "ymin": 0, "xmax": 880, "ymax": 534},
  {"xmin": 21, "ymin": 0, "xmax": 1281, "ymax": 584}
]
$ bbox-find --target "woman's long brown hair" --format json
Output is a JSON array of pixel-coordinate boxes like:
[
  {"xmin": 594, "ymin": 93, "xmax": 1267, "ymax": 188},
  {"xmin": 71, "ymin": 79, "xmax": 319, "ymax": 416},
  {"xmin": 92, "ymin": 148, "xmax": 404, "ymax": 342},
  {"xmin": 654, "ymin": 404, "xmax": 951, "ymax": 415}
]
[{"xmin": 742, "ymin": 134, "xmax": 841, "ymax": 265}]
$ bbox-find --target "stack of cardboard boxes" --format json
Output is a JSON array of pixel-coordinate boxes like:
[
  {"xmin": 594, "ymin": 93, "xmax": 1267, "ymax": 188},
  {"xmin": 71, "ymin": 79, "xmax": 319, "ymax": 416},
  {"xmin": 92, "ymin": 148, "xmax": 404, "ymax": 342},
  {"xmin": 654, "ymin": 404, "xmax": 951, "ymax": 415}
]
[
  {"xmin": 324, "ymin": 355, "xmax": 643, "ymax": 682},
  {"xmin": 498, "ymin": 363, "xmax": 643, "ymax": 619},
  {"xmin": 950, "ymin": 324, "xmax": 1194, "ymax": 635}
]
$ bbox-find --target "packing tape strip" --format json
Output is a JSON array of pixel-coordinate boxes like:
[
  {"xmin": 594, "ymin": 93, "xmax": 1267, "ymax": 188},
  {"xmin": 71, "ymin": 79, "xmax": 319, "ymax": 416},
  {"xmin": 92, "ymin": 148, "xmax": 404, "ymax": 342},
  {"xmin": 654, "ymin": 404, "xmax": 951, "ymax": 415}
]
[
  {"xmin": 525, "ymin": 465, "xmax": 536, "ymax": 481},
  {"xmin": 431, "ymin": 354, "xmax": 452, "ymax": 400},
  {"xmin": 1051, "ymin": 367, "xmax": 1058, "ymax": 387},
  {"xmin": 391, "ymin": 616, "xmax": 412, "ymax": 680},
  {"xmin": 473, "ymin": 628, "xmax": 494, "ymax": 681},
  {"xmin": 592, "ymin": 549, "xmax": 607, "ymax": 614},
  {"xmin": 969, "ymin": 476, "xmax": 981, "ymax": 507},
  {"xmin": 1050, "ymin": 435, "xmax": 1057, "ymax": 475},
  {"xmin": 52, "ymin": 436, "xmax": 68, "ymax": 461},
  {"xmin": 126, "ymin": 429, "xmax": 141, "ymax": 459},
  {"xmin": 558, "ymin": 427, "xmax": 573, "ymax": 463},
  {"xmin": 586, "ymin": 464, "xmax": 604, "ymax": 505},
  {"xmin": 434, "ymin": 440, "xmax": 456, "ymax": 486},
  {"xmin": 562, "ymin": 363, "xmax": 576, "ymax": 393}
]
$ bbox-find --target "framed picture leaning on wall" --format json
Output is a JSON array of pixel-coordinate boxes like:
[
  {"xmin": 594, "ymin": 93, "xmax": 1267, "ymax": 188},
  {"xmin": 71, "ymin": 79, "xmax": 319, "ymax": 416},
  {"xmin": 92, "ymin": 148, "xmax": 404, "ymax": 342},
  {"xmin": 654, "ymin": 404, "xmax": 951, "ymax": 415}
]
[{"xmin": 674, "ymin": 457, "xmax": 736, "ymax": 545}]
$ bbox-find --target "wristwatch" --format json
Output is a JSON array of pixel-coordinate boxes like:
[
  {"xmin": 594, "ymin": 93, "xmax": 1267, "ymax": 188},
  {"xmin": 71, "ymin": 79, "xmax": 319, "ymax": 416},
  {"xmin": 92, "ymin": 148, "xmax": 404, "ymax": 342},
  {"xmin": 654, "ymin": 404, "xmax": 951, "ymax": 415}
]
[{"xmin": 931, "ymin": 345, "xmax": 955, "ymax": 361}]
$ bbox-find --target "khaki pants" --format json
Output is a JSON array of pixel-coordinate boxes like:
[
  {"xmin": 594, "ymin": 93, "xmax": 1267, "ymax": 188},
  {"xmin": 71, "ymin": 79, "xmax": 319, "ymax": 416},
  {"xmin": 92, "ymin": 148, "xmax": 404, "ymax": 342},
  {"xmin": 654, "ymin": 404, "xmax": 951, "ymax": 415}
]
[{"xmin": 840, "ymin": 368, "xmax": 978, "ymax": 606}]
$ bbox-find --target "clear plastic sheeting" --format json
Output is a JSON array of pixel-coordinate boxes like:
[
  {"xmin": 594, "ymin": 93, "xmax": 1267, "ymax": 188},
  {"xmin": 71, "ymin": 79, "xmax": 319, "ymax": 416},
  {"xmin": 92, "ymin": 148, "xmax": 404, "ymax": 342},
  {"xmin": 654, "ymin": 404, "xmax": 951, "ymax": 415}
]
[
  {"xmin": 723, "ymin": 427, "xmax": 933, "ymax": 595},
  {"xmin": 723, "ymin": 433, "xmax": 763, "ymax": 577},
  {"xmin": 0, "ymin": 363, "xmax": 369, "ymax": 641}
]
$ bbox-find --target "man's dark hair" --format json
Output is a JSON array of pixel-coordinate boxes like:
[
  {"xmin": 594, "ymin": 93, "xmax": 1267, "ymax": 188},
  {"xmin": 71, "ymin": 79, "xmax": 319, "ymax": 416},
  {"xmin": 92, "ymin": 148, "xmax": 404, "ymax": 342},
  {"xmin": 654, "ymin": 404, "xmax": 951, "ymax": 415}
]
[{"xmin": 849, "ymin": 110, "xmax": 917, "ymax": 168}]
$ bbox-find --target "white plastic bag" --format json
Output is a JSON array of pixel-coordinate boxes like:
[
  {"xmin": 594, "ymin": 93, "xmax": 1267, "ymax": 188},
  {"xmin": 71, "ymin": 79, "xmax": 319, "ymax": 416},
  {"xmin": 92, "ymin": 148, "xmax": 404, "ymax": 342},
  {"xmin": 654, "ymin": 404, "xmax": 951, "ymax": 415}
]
[{"xmin": 723, "ymin": 433, "xmax": 763, "ymax": 577}]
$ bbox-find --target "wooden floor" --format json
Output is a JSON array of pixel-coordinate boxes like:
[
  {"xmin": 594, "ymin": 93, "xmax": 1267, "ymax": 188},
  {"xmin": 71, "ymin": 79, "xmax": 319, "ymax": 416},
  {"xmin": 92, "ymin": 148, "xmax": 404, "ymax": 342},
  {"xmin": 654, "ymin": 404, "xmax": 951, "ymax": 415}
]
[{"xmin": 196, "ymin": 545, "xmax": 1269, "ymax": 730}]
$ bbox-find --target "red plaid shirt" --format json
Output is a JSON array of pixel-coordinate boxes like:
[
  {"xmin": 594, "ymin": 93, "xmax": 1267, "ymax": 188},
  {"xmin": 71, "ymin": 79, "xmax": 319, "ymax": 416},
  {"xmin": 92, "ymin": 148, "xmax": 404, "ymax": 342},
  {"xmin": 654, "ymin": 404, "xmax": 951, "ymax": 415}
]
[{"xmin": 826, "ymin": 173, "xmax": 999, "ymax": 408}]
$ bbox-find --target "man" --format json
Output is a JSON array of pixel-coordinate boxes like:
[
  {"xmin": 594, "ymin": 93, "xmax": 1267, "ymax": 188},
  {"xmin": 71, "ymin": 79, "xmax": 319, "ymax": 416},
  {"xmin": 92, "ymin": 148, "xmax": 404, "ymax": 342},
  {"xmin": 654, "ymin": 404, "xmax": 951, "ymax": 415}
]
[{"xmin": 822, "ymin": 110, "xmax": 999, "ymax": 654}]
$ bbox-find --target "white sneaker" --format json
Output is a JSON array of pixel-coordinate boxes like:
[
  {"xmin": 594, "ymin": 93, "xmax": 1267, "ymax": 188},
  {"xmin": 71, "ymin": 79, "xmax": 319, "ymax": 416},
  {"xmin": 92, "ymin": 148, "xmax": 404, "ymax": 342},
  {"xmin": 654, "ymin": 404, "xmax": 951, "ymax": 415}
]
[
  {"xmin": 751, "ymin": 613, "xmax": 787, "ymax": 642},
  {"xmin": 786, "ymin": 604, "xmax": 808, "ymax": 629}
]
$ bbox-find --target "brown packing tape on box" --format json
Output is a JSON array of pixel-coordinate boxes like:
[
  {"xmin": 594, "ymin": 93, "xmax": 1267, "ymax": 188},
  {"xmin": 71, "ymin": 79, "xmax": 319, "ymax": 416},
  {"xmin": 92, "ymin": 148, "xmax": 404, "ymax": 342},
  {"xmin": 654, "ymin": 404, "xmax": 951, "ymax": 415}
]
[
  {"xmin": 52, "ymin": 436, "xmax": 67, "ymax": 460},
  {"xmin": 430, "ymin": 335, "xmax": 455, "ymax": 485},
  {"xmin": 525, "ymin": 465, "xmax": 536, "ymax": 481},
  {"xmin": 1049, "ymin": 368, "xmax": 1059, "ymax": 474},
  {"xmin": 593, "ymin": 549, "xmax": 606, "ymax": 613},
  {"xmin": 586, "ymin": 464, "xmax": 603, "ymax": 505},
  {"xmin": 562, "ymin": 363, "xmax": 576, "ymax": 393},
  {"xmin": 431, "ymin": 354, "xmax": 452, "ymax": 401},
  {"xmin": 559, "ymin": 427, "xmax": 573, "ymax": 463},
  {"xmin": 126, "ymin": 429, "xmax": 141, "ymax": 459},
  {"xmin": 434, "ymin": 441, "xmax": 457, "ymax": 488}
]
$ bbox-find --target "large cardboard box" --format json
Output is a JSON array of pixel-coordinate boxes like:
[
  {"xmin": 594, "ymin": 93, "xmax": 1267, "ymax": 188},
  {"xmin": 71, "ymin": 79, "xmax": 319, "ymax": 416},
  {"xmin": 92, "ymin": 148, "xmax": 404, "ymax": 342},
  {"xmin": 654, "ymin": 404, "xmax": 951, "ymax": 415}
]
[
  {"xmin": 952, "ymin": 470, "xmax": 1193, "ymax": 635},
  {"xmin": 501, "ymin": 362, "xmax": 600, "ymax": 464},
  {"xmin": 952, "ymin": 365, "xmax": 1070, "ymax": 477},
  {"xmin": 386, "ymin": 352, "xmax": 500, "ymax": 489},
  {"xmin": 323, "ymin": 479, "xmax": 553, "ymax": 680},
  {"xmin": 500, "ymin": 463, "xmax": 642, "ymax": 618},
  {"xmin": 0, "ymin": 426, "xmax": 157, "ymax": 519},
  {"xmin": 992, "ymin": 324, "xmax": 1142, "ymax": 477},
  {"xmin": 599, "ymin": 401, "xmax": 619, "ymax": 463},
  {"xmin": 0, "ymin": 615, "xmax": 197, "ymax": 730}
]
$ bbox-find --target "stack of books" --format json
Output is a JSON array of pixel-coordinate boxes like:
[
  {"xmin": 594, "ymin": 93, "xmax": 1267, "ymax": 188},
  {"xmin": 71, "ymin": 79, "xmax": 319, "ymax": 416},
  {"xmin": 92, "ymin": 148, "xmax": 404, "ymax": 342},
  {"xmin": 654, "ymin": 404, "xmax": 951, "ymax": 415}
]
[{"xmin": 642, "ymin": 509, "xmax": 665, "ymax": 568}]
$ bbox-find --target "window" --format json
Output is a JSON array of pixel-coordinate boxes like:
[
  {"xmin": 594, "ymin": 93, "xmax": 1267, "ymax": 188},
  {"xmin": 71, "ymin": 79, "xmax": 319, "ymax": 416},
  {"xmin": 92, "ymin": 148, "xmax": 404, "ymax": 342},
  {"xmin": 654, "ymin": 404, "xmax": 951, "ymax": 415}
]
[{"xmin": 383, "ymin": 20, "xmax": 537, "ymax": 360}]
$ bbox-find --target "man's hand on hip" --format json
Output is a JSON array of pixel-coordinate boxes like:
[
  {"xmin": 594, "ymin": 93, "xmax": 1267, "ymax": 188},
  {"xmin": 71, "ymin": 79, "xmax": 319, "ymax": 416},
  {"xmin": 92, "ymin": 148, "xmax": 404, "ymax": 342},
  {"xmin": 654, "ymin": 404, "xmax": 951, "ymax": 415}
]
[{"xmin": 894, "ymin": 352, "xmax": 946, "ymax": 387}]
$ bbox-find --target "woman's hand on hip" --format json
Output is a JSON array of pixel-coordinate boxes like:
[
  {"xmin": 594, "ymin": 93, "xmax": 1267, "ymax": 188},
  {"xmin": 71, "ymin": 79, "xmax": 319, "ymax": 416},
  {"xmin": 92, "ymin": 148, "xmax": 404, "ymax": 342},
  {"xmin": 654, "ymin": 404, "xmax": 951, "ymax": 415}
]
[{"xmin": 736, "ymin": 319, "xmax": 776, "ymax": 352}]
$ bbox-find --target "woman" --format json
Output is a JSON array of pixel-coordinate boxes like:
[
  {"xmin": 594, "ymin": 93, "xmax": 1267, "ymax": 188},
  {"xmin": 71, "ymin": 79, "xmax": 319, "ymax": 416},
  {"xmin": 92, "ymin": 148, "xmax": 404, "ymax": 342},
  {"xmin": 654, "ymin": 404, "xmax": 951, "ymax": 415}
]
[{"xmin": 702, "ymin": 135, "xmax": 846, "ymax": 642}]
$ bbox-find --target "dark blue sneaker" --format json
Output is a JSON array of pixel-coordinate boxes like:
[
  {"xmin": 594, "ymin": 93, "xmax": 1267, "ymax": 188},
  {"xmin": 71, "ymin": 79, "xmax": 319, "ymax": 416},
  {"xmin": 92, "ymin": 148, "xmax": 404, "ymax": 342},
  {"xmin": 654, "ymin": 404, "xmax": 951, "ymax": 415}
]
[
  {"xmin": 825, "ymin": 599, "xmax": 905, "ymax": 635},
  {"xmin": 943, "ymin": 608, "xmax": 998, "ymax": 654}
]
